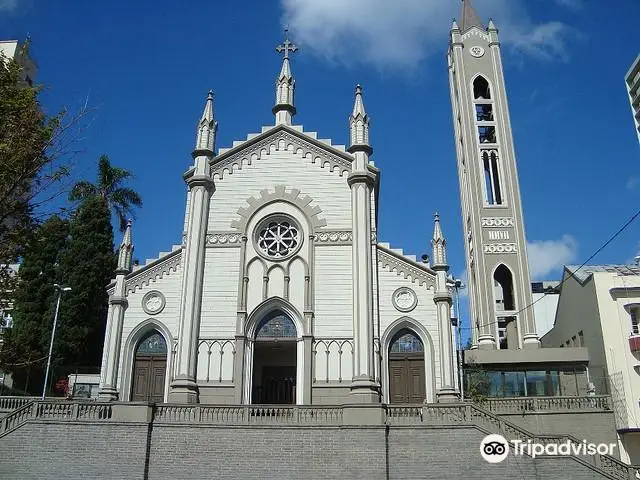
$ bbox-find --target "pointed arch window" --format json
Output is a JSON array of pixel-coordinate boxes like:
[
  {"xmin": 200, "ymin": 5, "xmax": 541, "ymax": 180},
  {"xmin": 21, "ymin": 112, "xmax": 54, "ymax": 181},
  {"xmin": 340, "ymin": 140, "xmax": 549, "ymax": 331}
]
[
  {"xmin": 494, "ymin": 265, "xmax": 515, "ymax": 311},
  {"xmin": 136, "ymin": 331, "xmax": 168, "ymax": 355},
  {"xmin": 473, "ymin": 76, "xmax": 491, "ymax": 99},
  {"xmin": 390, "ymin": 330, "xmax": 424, "ymax": 353},
  {"xmin": 472, "ymin": 76, "xmax": 497, "ymax": 148},
  {"xmin": 256, "ymin": 310, "xmax": 297, "ymax": 338}
]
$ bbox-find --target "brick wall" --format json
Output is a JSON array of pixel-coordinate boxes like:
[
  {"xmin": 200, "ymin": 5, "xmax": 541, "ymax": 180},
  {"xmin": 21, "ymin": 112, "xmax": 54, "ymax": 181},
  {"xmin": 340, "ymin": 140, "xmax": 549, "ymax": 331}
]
[
  {"xmin": 0, "ymin": 422, "xmax": 149, "ymax": 480},
  {"xmin": 0, "ymin": 420, "xmax": 621, "ymax": 480}
]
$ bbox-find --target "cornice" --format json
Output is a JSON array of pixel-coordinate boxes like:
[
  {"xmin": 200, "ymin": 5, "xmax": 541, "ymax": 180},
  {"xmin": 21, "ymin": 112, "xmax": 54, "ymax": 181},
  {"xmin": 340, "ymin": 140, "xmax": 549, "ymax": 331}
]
[
  {"xmin": 124, "ymin": 249, "xmax": 182, "ymax": 294},
  {"xmin": 377, "ymin": 244, "xmax": 436, "ymax": 288}
]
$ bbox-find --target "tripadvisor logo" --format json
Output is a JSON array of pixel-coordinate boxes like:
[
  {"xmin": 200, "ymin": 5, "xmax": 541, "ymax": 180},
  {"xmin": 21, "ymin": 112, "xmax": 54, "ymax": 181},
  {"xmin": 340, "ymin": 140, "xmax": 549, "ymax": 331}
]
[{"xmin": 480, "ymin": 434, "xmax": 617, "ymax": 463}]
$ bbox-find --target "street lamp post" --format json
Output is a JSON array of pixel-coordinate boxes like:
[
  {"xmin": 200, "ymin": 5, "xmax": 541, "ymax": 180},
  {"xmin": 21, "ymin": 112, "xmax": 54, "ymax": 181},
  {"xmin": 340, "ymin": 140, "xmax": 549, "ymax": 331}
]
[{"xmin": 42, "ymin": 283, "xmax": 71, "ymax": 400}]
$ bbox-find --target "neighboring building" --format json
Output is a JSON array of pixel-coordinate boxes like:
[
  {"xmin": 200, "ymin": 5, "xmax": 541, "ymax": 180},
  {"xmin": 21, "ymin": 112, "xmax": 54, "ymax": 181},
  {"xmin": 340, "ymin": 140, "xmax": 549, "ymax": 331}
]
[
  {"xmin": 532, "ymin": 280, "xmax": 560, "ymax": 338},
  {"xmin": 542, "ymin": 264, "xmax": 640, "ymax": 463},
  {"xmin": 450, "ymin": 1, "xmax": 588, "ymax": 385},
  {"xmin": 97, "ymin": 33, "xmax": 459, "ymax": 406},
  {"xmin": 0, "ymin": 39, "xmax": 37, "ymax": 86},
  {"xmin": 68, "ymin": 373, "xmax": 101, "ymax": 399},
  {"xmin": 626, "ymin": 53, "xmax": 640, "ymax": 143}
]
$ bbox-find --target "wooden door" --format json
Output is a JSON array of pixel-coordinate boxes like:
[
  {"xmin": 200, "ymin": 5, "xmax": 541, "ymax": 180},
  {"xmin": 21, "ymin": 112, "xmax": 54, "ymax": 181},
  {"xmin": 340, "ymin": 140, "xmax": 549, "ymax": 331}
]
[
  {"xmin": 389, "ymin": 355, "xmax": 425, "ymax": 403},
  {"xmin": 131, "ymin": 356, "xmax": 166, "ymax": 402}
]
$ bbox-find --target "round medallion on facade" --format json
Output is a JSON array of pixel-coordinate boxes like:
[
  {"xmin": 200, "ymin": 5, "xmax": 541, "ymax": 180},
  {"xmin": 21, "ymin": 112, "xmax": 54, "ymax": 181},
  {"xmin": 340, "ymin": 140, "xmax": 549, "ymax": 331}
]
[
  {"xmin": 255, "ymin": 215, "xmax": 302, "ymax": 261},
  {"xmin": 142, "ymin": 291, "xmax": 166, "ymax": 315},
  {"xmin": 469, "ymin": 46, "xmax": 485, "ymax": 58},
  {"xmin": 392, "ymin": 287, "xmax": 418, "ymax": 313}
]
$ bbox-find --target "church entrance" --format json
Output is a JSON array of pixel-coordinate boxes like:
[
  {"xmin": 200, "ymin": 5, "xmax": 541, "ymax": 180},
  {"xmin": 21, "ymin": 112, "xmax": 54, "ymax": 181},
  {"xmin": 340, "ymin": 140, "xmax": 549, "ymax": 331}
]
[
  {"xmin": 131, "ymin": 330, "xmax": 167, "ymax": 403},
  {"xmin": 388, "ymin": 330, "xmax": 426, "ymax": 404},
  {"xmin": 251, "ymin": 311, "xmax": 297, "ymax": 404}
]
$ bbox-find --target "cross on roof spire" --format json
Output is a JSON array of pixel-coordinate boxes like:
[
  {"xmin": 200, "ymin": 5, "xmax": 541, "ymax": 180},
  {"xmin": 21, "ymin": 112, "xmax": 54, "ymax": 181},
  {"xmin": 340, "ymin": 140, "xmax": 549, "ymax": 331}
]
[{"xmin": 276, "ymin": 28, "xmax": 298, "ymax": 60}]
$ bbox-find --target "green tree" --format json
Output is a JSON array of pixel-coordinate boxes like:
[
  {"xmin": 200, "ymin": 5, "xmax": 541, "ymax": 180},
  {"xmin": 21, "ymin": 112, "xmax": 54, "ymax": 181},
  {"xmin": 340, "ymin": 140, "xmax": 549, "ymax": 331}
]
[
  {"xmin": 69, "ymin": 154, "xmax": 142, "ymax": 232},
  {"xmin": 56, "ymin": 196, "xmax": 116, "ymax": 369},
  {"xmin": 0, "ymin": 216, "xmax": 70, "ymax": 391},
  {"xmin": 0, "ymin": 42, "xmax": 88, "ymax": 308}
]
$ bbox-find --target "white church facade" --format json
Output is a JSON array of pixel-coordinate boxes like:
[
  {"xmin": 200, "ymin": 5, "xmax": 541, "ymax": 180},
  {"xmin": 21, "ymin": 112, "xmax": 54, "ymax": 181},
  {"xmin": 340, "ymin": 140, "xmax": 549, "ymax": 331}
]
[{"xmin": 97, "ymin": 34, "xmax": 459, "ymax": 406}]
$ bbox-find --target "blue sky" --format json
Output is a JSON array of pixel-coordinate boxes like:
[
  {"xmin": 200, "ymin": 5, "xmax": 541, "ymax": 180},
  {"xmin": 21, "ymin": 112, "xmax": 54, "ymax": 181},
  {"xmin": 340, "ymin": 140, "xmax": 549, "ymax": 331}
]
[{"xmin": 2, "ymin": 0, "xmax": 639, "ymax": 321}]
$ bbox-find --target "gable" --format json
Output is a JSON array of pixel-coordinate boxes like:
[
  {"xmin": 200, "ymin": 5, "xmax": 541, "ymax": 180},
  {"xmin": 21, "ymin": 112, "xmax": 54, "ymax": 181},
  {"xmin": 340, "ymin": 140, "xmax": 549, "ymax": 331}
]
[{"xmin": 194, "ymin": 125, "xmax": 379, "ymax": 232}]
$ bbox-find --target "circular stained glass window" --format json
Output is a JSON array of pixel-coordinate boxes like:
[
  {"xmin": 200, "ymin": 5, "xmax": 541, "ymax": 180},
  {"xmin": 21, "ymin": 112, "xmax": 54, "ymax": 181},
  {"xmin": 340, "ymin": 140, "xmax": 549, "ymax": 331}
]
[{"xmin": 256, "ymin": 216, "xmax": 301, "ymax": 260}]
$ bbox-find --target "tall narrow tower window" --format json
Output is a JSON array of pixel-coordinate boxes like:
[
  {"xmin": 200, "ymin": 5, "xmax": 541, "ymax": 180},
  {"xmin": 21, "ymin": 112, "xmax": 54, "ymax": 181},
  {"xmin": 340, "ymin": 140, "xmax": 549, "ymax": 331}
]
[
  {"xmin": 494, "ymin": 265, "xmax": 515, "ymax": 311},
  {"xmin": 482, "ymin": 151, "xmax": 503, "ymax": 205}
]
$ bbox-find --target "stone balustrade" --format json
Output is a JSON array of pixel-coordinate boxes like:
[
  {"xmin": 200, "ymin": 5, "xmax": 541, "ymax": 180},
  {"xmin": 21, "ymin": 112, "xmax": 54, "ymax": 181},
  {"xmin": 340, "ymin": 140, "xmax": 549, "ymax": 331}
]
[
  {"xmin": 154, "ymin": 404, "xmax": 343, "ymax": 425},
  {"xmin": 481, "ymin": 395, "xmax": 612, "ymax": 414},
  {"xmin": 0, "ymin": 396, "xmax": 62, "ymax": 413}
]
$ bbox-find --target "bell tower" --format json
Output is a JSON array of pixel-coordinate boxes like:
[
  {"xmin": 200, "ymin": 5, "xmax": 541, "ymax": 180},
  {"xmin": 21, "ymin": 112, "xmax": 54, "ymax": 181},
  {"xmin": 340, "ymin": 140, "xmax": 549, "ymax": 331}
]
[{"xmin": 448, "ymin": 0, "xmax": 539, "ymax": 350}]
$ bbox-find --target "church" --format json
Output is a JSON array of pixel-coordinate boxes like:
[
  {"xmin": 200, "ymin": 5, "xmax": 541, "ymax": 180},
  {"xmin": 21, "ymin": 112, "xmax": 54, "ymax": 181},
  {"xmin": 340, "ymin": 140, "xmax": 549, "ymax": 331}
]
[
  {"xmin": 97, "ymin": 33, "xmax": 458, "ymax": 406},
  {"xmin": 97, "ymin": 0, "xmax": 541, "ymax": 407}
]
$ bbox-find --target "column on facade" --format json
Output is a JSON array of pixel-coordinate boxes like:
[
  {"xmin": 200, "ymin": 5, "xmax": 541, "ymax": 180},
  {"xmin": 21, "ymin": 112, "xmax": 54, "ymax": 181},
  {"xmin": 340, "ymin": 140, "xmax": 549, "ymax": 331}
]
[
  {"xmin": 169, "ymin": 91, "xmax": 217, "ymax": 403},
  {"xmin": 347, "ymin": 85, "xmax": 379, "ymax": 402},
  {"xmin": 432, "ymin": 214, "xmax": 459, "ymax": 402},
  {"xmin": 98, "ymin": 221, "xmax": 133, "ymax": 401}
]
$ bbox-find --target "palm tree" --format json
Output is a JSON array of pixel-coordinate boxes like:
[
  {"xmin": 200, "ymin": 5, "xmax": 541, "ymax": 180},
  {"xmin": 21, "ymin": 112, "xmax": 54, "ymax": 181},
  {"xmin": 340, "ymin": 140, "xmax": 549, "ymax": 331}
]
[{"xmin": 69, "ymin": 154, "xmax": 142, "ymax": 232}]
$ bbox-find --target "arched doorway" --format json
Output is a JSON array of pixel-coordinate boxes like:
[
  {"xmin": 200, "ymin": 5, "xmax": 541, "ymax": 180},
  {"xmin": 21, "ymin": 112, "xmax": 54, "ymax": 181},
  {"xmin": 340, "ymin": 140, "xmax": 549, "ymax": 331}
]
[
  {"xmin": 388, "ymin": 329, "xmax": 425, "ymax": 404},
  {"xmin": 252, "ymin": 310, "xmax": 297, "ymax": 404},
  {"xmin": 131, "ymin": 330, "xmax": 167, "ymax": 402}
]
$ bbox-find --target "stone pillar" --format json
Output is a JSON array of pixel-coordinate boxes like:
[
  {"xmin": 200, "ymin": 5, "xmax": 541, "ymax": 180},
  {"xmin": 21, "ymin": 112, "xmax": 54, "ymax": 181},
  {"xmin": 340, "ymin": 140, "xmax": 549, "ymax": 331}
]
[
  {"xmin": 347, "ymin": 169, "xmax": 379, "ymax": 403},
  {"xmin": 302, "ymin": 335, "xmax": 313, "ymax": 403},
  {"xmin": 233, "ymin": 335, "xmax": 246, "ymax": 403},
  {"xmin": 169, "ymin": 173, "xmax": 214, "ymax": 403},
  {"xmin": 98, "ymin": 276, "xmax": 127, "ymax": 401},
  {"xmin": 435, "ymin": 285, "xmax": 458, "ymax": 402},
  {"xmin": 431, "ymin": 213, "xmax": 459, "ymax": 402}
]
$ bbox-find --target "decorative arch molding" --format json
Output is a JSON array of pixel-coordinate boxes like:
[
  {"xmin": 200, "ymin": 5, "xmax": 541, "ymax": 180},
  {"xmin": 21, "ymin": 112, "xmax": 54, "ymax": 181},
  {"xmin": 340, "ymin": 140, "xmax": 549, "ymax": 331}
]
[
  {"xmin": 207, "ymin": 127, "xmax": 356, "ymax": 181},
  {"xmin": 244, "ymin": 296, "xmax": 307, "ymax": 338},
  {"xmin": 231, "ymin": 185, "xmax": 327, "ymax": 233},
  {"xmin": 461, "ymin": 29, "xmax": 489, "ymax": 41},
  {"xmin": 380, "ymin": 317, "xmax": 437, "ymax": 404},
  {"xmin": 120, "ymin": 319, "xmax": 174, "ymax": 402},
  {"xmin": 286, "ymin": 255, "xmax": 310, "ymax": 277}
]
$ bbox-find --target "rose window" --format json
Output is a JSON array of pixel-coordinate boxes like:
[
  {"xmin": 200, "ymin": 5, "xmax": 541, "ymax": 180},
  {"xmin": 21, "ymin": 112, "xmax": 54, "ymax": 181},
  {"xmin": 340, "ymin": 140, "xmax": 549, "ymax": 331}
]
[{"xmin": 256, "ymin": 218, "xmax": 300, "ymax": 259}]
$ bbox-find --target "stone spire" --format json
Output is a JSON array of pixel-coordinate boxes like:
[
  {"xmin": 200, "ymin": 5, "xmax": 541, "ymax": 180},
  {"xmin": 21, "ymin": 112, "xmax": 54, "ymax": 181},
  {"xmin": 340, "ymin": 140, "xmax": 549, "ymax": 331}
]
[
  {"xmin": 460, "ymin": 0, "xmax": 484, "ymax": 32},
  {"xmin": 348, "ymin": 84, "xmax": 372, "ymax": 155},
  {"xmin": 273, "ymin": 28, "xmax": 298, "ymax": 125},
  {"xmin": 116, "ymin": 220, "xmax": 134, "ymax": 274},
  {"xmin": 194, "ymin": 90, "xmax": 217, "ymax": 157},
  {"xmin": 431, "ymin": 213, "xmax": 447, "ymax": 268}
]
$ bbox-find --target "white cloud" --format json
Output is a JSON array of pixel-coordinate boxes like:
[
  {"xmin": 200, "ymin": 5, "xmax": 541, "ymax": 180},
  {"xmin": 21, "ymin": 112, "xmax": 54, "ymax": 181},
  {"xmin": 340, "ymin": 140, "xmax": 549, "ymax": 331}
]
[
  {"xmin": 527, "ymin": 235, "xmax": 578, "ymax": 279},
  {"xmin": 0, "ymin": 0, "xmax": 18, "ymax": 12},
  {"xmin": 281, "ymin": 0, "xmax": 579, "ymax": 70}
]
